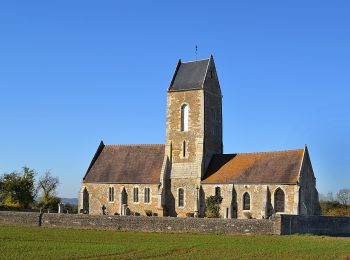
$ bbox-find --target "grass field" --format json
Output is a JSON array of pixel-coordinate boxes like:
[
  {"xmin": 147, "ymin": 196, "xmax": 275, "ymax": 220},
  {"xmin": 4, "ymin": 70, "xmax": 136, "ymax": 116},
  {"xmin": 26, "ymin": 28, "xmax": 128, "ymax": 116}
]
[{"xmin": 1, "ymin": 226, "xmax": 350, "ymax": 259}]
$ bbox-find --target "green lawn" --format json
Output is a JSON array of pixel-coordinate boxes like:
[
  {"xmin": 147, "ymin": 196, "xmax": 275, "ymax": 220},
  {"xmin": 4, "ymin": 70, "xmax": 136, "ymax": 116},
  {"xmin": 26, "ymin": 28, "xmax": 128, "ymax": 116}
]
[{"xmin": 1, "ymin": 225, "xmax": 350, "ymax": 259}]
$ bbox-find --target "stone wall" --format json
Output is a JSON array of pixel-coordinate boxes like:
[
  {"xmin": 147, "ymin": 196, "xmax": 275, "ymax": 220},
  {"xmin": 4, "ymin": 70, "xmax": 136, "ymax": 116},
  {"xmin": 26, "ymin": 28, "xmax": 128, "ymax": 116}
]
[
  {"xmin": 0, "ymin": 211, "xmax": 41, "ymax": 227},
  {"xmin": 166, "ymin": 90, "xmax": 203, "ymax": 166},
  {"xmin": 2, "ymin": 211, "xmax": 350, "ymax": 236},
  {"xmin": 298, "ymin": 147, "xmax": 322, "ymax": 215},
  {"xmin": 0, "ymin": 211, "xmax": 272, "ymax": 234},
  {"xmin": 81, "ymin": 183, "xmax": 160, "ymax": 216},
  {"xmin": 277, "ymin": 214, "xmax": 350, "ymax": 236},
  {"xmin": 201, "ymin": 184, "xmax": 298, "ymax": 219},
  {"xmin": 40, "ymin": 213, "xmax": 274, "ymax": 234}
]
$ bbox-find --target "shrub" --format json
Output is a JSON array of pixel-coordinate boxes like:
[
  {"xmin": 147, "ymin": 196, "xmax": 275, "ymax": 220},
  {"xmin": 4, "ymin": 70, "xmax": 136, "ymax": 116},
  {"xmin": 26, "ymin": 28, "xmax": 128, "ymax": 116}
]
[
  {"xmin": 205, "ymin": 195, "xmax": 223, "ymax": 218},
  {"xmin": 243, "ymin": 211, "xmax": 252, "ymax": 219},
  {"xmin": 38, "ymin": 196, "xmax": 61, "ymax": 212},
  {"xmin": 320, "ymin": 200, "xmax": 350, "ymax": 217},
  {"xmin": 145, "ymin": 210, "xmax": 152, "ymax": 216},
  {"xmin": 1, "ymin": 197, "xmax": 21, "ymax": 209},
  {"xmin": 64, "ymin": 203, "xmax": 78, "ymax": 214},
  {"xmin": 186, "ymin": 212, "xmax": 194, "ymax": 217}
]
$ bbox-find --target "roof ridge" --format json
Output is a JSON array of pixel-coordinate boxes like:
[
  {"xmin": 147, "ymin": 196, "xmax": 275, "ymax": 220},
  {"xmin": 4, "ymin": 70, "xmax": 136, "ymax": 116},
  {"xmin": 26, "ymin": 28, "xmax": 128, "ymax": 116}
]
[
  {"xmin": 105, "ymin": 144, "xmax": 164, "ymax": 147},
  {"xmin": 181, "ymin": 58, "xmax": 210, "ymax": 64},
  {"xmin": 235, "ymin": 148, "xmax": 304, "ymax": 155}
]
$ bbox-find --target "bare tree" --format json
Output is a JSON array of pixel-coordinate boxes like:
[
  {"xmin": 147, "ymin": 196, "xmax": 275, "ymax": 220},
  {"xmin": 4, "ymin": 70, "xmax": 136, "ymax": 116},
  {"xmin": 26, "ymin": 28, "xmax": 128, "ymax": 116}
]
[
  {"xmin": 336, "ymin": 188, "xmax": 350, "ymax": 205},
  {"xmin": 326, "ymin": 192, "xmax": 334, "ymax": 201},
  {"xmin": 37, "ymin": 171, "xmax": 60, "ymax": 209}
]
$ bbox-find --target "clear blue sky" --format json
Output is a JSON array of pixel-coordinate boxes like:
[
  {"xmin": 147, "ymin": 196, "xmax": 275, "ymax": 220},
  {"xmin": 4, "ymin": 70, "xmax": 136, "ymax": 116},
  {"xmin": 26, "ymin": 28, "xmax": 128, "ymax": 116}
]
[{"xmin": 0, "ymin": 1, "xmax": 349, "ymax": 198}]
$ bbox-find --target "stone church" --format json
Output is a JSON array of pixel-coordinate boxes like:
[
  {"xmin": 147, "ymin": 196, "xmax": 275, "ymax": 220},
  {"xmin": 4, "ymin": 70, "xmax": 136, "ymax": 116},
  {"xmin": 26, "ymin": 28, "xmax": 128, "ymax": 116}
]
[{"xmin": 79, "ymin": 55, "xmax": 321, "ymax": 219}]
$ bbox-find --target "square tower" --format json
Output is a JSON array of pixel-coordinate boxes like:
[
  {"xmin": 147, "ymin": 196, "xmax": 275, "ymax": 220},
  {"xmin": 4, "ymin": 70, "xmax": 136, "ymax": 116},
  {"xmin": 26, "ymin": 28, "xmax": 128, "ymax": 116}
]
[{"xmin": 161, "ymin": 55, "xmax": 222, "ymax": 217}]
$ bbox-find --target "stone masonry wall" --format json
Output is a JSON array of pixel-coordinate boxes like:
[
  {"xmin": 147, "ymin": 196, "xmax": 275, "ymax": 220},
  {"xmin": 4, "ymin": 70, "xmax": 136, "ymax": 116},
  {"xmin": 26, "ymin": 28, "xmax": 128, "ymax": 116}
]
[
  {"xmin": 298, "ymin": 148, "xmax": 321, "ymax": 215},
  {"xmin": 0, "ymin": 211, "xmax": 273, "ymax": 234},
  {"xmin": 2, "ymin": 211, "xmax": 350, "ymax": 236},
  {"xmin": 82, "ymin": 183, "xmax": 160, "ymax": 216},
  {"xmin": 169, "ymin": 178, "xmax": 198, "ymax": 217},
  {"xmin": 201, "ymin": 184, "xmax": 298, "ymax": 219},
  {"xmin": 166, "ymin": 90, "xmax": 203, "ymax": 166},
  {"xmin": 277, "ymin": 214, "xmax": 350, "ymax": 235},
  {"xmin": 0, "ymin": 211, "xmax": 41, "ymax": 227},
  {"xmin": 165, "ymin": 90, "xmax": 203, "ymax": 216}
]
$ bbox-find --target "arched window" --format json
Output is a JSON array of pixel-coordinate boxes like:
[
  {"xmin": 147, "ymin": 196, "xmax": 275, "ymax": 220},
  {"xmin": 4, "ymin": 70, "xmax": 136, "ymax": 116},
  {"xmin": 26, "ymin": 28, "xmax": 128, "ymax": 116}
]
[
  {"xmin": 181, "ymin": 104, "xmax": 188, "ymax": 131},
  {"xmin": 274, "ymin": 188, "xmax": 285, "ymax": 212},
  {"xmin": 215, "ymin": 187, "xmax": 221, "ymax": 197},
  {"xmin": 243, "ymin": 192, "xmax": 250, "ymax": 210},
  {"xmin": 121, "ymin": 187, "xmax": 128, "ymax": 205},
  {"xmin": 83, "ymin": 187, "xmax": 89, "ymax": 213},
  {"xmin": 178, "ymin": 188, "xmax": 184, "ymax": 207}
]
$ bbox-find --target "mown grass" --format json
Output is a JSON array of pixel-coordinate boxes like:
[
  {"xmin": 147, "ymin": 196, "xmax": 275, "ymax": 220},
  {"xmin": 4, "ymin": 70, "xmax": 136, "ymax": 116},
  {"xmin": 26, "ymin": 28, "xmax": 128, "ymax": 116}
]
[{"xmin": 0, "ymin": 225, "xmax": 350, "ymax": 259}]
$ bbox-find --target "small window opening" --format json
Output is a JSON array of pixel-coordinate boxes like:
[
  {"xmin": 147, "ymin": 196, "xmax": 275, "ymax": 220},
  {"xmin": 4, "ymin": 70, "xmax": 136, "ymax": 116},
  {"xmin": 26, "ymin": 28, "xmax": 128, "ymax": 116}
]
[
  {"xmin": 215, "ymin": 187, "xmax": 221, "ymax": 197},
  {"xmin": 182, "ymin": 141, "xmax": 186, "ymax": 158},
  {"xmin": 133, "ymin": 187, "xmax": 139, "ymax": 203},
  {"xmin": 274, "ymin": 188, "xmax": 285, "ymax": 212},
  {"xmin": 121, "ymin": 187, "xmax": 128, "ymax": 205},
  {"xmin": 178, "ymin": 188, "xmax": 184, "ymax": 207},
  {"xmin": 181, "ymin": 104, "xmax": 189, "ymax": 131},
  {"xmin": 144, "ymin": 187, "xmax": 150, "ymax": 203},
  {"xmin": 108, "ymin": 187, "xmax": 114, "ymax": 202},
  {"xmin": 243, "ymin": 192, "xmax": 250, "ymax": 210}
]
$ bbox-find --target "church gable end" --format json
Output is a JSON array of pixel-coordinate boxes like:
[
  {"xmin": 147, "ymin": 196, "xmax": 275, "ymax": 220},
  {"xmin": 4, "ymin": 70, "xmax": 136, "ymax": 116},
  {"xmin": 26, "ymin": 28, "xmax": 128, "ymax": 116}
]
[{"xmin": 297, "ymin": 146, "xmax": 321, "ymax": 215}]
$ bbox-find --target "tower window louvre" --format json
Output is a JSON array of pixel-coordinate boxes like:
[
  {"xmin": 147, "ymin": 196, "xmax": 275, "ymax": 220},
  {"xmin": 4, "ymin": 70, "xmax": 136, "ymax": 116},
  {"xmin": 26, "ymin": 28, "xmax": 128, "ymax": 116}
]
[{"xmin": 178, "ymin": 188, "xmax": 184, "ymax": 207}]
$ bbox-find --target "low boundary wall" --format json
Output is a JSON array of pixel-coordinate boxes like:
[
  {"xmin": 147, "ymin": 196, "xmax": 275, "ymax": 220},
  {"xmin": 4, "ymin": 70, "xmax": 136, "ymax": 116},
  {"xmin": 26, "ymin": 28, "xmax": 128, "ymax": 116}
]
[
  {"xmin": 278, "ymin": 214, "xmax": 350, "ymax": 236},
  {"xmin": 1, "ymin": 211, "xmax": 350, "ymax": 236},
  {"xmin": 0, "ymin": 211, "xmax": 41, "ymax": 227},
  {"xmin": 40, "ymin": 213, "xmax": 273, "ymax": 234},
  {"xmin": 0, "ymin": 211, "xmax": 273, "ymax": 234}
]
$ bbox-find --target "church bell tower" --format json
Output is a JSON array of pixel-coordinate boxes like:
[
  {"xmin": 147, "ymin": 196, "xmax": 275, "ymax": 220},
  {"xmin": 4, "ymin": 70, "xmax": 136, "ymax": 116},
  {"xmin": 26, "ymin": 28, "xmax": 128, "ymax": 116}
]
[{"xmin": 160, "ymin": 55, "xmax": 223, "ymax": 217}]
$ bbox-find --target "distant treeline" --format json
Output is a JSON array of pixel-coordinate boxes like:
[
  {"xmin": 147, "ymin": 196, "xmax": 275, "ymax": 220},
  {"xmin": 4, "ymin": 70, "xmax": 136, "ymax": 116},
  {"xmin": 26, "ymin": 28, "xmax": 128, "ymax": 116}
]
[{"xmin": 319, "ymin": 189, "xmax": 350, "ymax": 217}]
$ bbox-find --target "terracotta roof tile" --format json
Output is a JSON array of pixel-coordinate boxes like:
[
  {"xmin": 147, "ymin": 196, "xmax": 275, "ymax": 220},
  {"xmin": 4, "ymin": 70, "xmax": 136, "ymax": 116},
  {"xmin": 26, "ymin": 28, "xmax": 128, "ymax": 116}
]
[
  {"xmin": 83, "ymin": 144, "xmax": 165, "ymax": 184},
  {"xmin": 202, "ymin": 149, "xmax": 304, "ymax": 184}
]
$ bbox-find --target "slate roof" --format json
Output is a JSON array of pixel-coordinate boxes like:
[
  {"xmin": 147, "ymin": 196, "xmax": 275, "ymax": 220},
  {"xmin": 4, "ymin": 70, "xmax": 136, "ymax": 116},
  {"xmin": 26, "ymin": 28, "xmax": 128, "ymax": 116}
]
[
  {"xmin": 202, "ymin": 149, "xmax": 304, "ymax": 184},
  {"xmin": 83, "ymin": 143, "xmax": 165, "ymax": 184},
  {"xmin": 168, "ymin": 58, "xmax": 210, "ymax": 91}
]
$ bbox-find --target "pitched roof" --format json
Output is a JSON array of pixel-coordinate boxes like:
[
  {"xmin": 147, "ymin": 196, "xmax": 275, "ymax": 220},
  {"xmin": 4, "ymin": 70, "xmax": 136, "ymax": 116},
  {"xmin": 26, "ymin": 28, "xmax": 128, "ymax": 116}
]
[
  {"xmin": 168, "ymin": 58, "xmax": 210, "ymax": 91},
  {"xmin": 83, "ymin": 144, "xmax": 165, "ymax": 184},
  {"xmin": 202, "ymin": 149, "xmax": 304, "ymax": 184}
]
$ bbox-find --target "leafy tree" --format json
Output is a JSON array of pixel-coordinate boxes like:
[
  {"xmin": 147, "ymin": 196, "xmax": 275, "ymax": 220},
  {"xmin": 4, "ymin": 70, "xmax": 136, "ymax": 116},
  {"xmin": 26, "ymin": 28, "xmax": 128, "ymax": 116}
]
[
  {"xmin": 37, "ymin": 171, "xmax": 60, "ymax": 211},
  {"xmin": 205, "ymin": 195, "xmax": 223, "ymax": 218},
  {"xmin": 0, "ymin": 167, "xmax": 36, "ymax": 208},
  {"xmin": 336, "ymin": 188, "xmax": 350, "ymax": 205}
]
